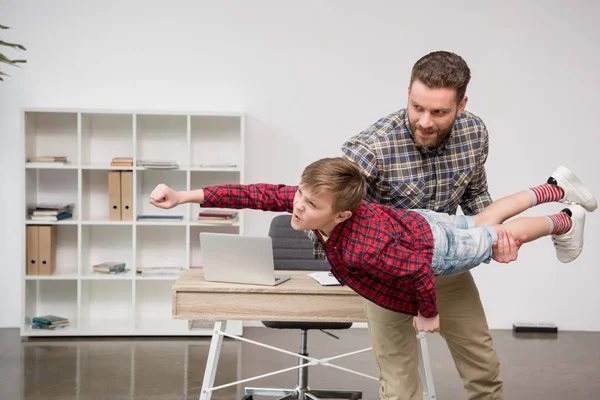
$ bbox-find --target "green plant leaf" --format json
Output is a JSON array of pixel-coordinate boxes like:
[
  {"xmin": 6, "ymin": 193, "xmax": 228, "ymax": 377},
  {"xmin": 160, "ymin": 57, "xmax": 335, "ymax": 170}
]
[
  {"xmin": 0, "ymin": 40, "xmax": 26, "ymax": 51},
  {"xmin": 0, "ymin": 53, "xmax": 13, "ymax": 63},
  {"xmin": 0, "ymin": 25, "xmax": 26, "ymax": 81},
  {"xmin": 0, "ymin": 53, "xmax": 24, "ymax": 65}
]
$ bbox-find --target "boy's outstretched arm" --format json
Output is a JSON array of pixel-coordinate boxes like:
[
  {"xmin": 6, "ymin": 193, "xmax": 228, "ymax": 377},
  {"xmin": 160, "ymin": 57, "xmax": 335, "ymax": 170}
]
[
  {"xmin": 150, "ymin": 184, "xmax": 203, "ymax": 209},
  {"xmin": 149, "ymin": 183, "xmax": 297, "ymax": 213},
  {"xmin": 361, "ymin": 241, "xmax": 438, "ymax": 320}
]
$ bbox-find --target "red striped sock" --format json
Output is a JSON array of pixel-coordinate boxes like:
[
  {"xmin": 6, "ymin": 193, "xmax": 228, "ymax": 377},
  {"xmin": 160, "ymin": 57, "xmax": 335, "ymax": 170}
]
[
  {"xmin": 528, "ymin": 184, "xmax": 565, "ymax": 206},
  {"xmin": 547, "ymin": 212, "xmax": 572, "ymax": 235}
]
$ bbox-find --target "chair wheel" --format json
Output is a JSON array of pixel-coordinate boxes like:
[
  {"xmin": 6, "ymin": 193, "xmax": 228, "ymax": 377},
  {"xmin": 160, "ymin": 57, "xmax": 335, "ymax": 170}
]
[{"xmin": 242, "ymin": 396, "xmax": 253, "ymax": 400}]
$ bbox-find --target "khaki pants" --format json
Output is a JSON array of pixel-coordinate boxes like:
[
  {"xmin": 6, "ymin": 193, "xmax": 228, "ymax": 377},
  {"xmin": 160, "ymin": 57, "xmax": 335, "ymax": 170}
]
[{"xmin": 364, "ymin": 271, "xmax": 502, "ymax": 400}]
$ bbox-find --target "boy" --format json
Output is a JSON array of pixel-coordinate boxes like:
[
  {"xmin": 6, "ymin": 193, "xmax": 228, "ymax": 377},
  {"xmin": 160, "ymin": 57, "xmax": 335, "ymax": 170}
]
[{"xmin": 149, "ymin": 157, "xmax": 596, "ymax": 333}]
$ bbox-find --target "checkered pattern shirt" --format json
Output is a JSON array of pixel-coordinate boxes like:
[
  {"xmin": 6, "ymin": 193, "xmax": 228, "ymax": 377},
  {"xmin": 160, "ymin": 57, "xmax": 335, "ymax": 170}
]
[
  {"xmin": 309, "ymin": 108, "xmax": 492, "ymax": 259},
  {"xmin": 202, "ymin": 184, "xmax": 438, "ymax": 317}
]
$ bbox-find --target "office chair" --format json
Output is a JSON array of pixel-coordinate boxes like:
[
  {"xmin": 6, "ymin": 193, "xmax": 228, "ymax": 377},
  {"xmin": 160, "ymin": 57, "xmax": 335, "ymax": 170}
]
[{"xmin": 243, "ymin": 214, "xmax": 362, "ymax": 400}]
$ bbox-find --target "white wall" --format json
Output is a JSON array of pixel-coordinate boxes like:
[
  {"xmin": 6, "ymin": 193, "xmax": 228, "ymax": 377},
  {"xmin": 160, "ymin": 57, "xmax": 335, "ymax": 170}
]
[{"xmin": 1, "ymin": 0, "xmax": 599, "ymax": 330}]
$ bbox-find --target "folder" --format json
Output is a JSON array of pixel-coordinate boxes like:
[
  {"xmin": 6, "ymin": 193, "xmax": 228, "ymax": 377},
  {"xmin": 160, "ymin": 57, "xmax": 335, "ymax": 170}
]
[
  {"xmin": 108, "ymin": 171, "xmax": 122, "ymax": 221},
  {"xmin": 120, "ymin": 171, "xmax": 133, "ymax": 221},
  {"xmin": 26, "ymin": 226, "xmax": 39, "ymax": 275},
  {"xmin": 38, "ymin": 225, "xmax": 57, "ymax": 276}
]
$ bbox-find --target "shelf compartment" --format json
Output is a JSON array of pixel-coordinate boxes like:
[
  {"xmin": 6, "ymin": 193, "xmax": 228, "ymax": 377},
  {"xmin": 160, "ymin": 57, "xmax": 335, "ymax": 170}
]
[
  {"xmin": 25, "ymin": 168, "xmax": 78, "ymax": 221},
  {"xmin": 81, "ymin": 225, "xmax": 133, "ymax": 277},
  {"xmin": 24, "ymin": 111, "xmax": 78, "ymax": 164},
  {"xmin": 135, "ymin": 280, "xmax": 188, "ymax": 333},
  {"xmin": 189, "ymin": 225, "xmax": 239, "ymax": 267},
  {"xmin": 190, "ymin": 115, "xmax": 242, "ymax": 168},
  {"xmin": 24, "ymin": 280, "xmax": 78, "ymax": 332},
  {"xmin": 81, "ymin": 113, "xmax": 134, "ymax": 166},
  {"xmin": 189, "ymin": 171, "xmax": 241, "ymax": 223},
  {"xmin": 80, "ymin": 280, "xmax": 133, "ymax": 333},
  {"xmin": 136, "ymin": 114, "xmax": 188, "ymax": 168},
  {"xmin": 136, "ymin": 169, "xmax": 188, "ymax": 220},
  {"xmin": 81, "ymin": 169, "xmax": 135, "ymax": 221},
  {"xmin": 25, "ymin": 225, "xmax": 78, "ymax": 277},
  {"xmin": 136, "ymin": 225, "xmax": 186, "ymax": 270}
]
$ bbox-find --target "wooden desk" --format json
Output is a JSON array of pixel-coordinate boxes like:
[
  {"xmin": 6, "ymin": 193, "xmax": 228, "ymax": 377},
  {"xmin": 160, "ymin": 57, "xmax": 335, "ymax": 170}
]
[
  {"xmin": 173, "ymin": 270, "xmax": 365, "ymax": 323},
  {"xmin": 172, "ymin": 270, "xmax": 435, "ymax": 400}
]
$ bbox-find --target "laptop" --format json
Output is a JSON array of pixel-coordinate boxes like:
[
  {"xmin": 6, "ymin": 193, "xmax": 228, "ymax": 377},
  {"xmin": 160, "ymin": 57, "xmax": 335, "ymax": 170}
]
[{"xmin": 200, "ymin": 232, "xmax": 291, "ymax": 286}]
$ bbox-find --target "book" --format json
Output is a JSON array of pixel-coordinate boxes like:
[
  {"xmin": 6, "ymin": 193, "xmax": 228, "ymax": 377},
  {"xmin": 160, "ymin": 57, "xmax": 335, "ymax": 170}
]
[
  {"xmin": 92, "ymin": 261, "xmax": 126, "ymax": 274},
  {"xmin": 111, "ymin": 157, "xmax": 133, "ymax": 167},
  {"xmin": 28, "ymin": 203, "xmax": 74, "ymax": 213},
  {"xmin": 137, "ymin": 215, "xmax": 183, "ymax": 221},
  {"xmin": 136, "ymin": 266, "xmax": 184, "ymax": 276},
  {"xmin": 137, "ymin": 160, "xmax": 179, "ymax": 169},
  {"xmin": 112, "ymin": 157, "xmax": 133, "ymax": 162},
  {"xmin": 197, "ymin": 217, "xmax": 238, "ymax": 225},
  {"xmin": 32, "ymin": 315, "xmax": 69, "ymax": 325},
  {"xmin": 27, "ymin": 156, "xmax": 68, "ymax": 162},
  {"xmin": 196, "ymin": 162, "xmax": 237, "ymax": 168},
  {"xmin": 32, "ymin": 323, "xmax": 69, "ymax": 330},
  {"xmin": 30, "ymin": 212, "xmax": 73, "ymax": 221},
  {"xmin": 198, "ymin": 211, "xmax": 238, "ymax": 219}
]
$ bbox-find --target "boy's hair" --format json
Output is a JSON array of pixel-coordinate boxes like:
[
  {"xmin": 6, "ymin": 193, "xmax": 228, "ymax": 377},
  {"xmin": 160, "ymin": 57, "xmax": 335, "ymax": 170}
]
[
  {"xmin": 410, "ymin": 51, "xmax": 471, "ymax": 103},
  {"xmin": 301, "ymin": 157, "xmax": 366, "ymax": 213}
]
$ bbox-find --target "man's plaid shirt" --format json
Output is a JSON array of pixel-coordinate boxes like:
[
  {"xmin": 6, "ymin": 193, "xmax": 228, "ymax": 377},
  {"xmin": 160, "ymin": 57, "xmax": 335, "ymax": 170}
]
[
  {"xmin": 202, "ymin": 183, "xmax": 438, "ymax": 317},
  {"xmin": 310, "ymin": 108, "xmax": 492, "ymax": 259}
]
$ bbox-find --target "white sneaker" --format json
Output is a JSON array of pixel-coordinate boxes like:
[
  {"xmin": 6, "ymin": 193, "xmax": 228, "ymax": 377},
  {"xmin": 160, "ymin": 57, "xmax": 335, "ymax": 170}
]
[
  {"xmin": 549, "ymin": 166, "xmax": 597, "ymax": 212},
  {"xmin": 551, "ymin": 205, "xmax": 585, "ymax": 263}
]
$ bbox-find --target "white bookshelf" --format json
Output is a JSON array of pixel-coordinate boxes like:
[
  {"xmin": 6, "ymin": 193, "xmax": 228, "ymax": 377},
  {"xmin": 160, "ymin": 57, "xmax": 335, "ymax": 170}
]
[{"xmin": 21, "ymin": 109, "xmax": 245, "ymax": 337}]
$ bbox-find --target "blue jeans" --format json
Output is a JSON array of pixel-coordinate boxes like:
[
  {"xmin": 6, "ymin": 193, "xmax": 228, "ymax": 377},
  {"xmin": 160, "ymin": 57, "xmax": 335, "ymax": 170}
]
[{"xmin": 414, "ymin": 209, "xmax": 498, "ymax": 276}]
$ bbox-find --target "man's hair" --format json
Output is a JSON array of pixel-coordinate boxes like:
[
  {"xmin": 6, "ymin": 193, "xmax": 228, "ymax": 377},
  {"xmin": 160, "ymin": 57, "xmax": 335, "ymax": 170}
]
[
  {"xmin": 410, "ymin": 51, "xmax": 471, "ymax": 103},
  {"xmin": 301, "ymin": 157, "xmax": 366, "ymax": 213}
]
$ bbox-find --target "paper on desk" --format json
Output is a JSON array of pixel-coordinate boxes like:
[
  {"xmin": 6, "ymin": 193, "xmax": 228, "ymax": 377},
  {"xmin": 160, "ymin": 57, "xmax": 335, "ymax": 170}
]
[{"xmin": 308, "ymin": 271, "xmax": 340, "ymax": 286}]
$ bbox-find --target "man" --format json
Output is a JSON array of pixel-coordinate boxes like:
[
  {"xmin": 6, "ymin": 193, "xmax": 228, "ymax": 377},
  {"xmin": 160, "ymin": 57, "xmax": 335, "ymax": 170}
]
[{"xmin": 312, "ymin": 51, "xmax": 522, "ymax": 399}]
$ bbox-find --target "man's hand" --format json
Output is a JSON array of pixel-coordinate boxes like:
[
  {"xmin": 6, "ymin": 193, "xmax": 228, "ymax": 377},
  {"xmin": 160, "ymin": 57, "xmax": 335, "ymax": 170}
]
[
  {"xmin": 413, "ymin": 312, "xmax": 440, "ymax": 333},
  {"xmin": 491, "ymin": 229, "xmax": 526, "ymax": 264},
  {"xmin": 149, "ymin": 183, "xmax": 181, "ymax": 209}
]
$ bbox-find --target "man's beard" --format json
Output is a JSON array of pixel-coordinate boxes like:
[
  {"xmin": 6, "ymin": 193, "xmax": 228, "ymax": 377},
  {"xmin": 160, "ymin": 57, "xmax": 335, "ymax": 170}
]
[{"xmin": 409, "ymin": 117, "xmax": 455, "ymax": 149}]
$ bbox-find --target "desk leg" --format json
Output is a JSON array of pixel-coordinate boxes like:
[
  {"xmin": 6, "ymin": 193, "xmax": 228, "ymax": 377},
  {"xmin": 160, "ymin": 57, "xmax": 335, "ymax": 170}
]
[
  {"xmin": 199, "ymin": 320, "xmax": 227, "ymax": 400},
  {"xmin": 417, "ymin": 333, "xmax": 436, "ymax": 400}
]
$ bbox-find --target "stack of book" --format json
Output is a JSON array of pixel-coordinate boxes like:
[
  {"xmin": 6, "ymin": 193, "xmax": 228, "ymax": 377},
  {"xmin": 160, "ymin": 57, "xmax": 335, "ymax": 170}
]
[
  {"xmin": 92, "ymin": 261, "xmax": 127, "ymax": 274},
  {"xmin": 111, "ymin": 157, "xmax": 133, "ymax": 167},
  {"xmin": 31, "ymin": 314, "xmax": 70, "ymax": 330},
  {"xmin": 27, "ymin": 156, "xmax": 69, "ymax": 165},
  {"xmin": 198, "ymin": 210, "xmax": 238, "ymax": 225},
  {"xmin": 137, "ymin": 160, "xmax": 179, "ymax": 169},
  {"xmin": 28, "ymin": 203, "xmax": 74, "ymax": 221}
]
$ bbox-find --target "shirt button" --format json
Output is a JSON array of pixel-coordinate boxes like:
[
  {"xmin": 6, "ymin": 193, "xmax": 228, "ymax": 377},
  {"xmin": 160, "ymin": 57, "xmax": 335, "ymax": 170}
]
[{"xmin": 407, "ymin": 191, "xmax": 411, "ymax": 195}]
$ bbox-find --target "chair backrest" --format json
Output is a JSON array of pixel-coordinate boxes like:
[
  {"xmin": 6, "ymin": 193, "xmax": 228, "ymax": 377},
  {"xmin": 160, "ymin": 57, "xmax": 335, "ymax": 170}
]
[{"xmin": 268, "ymin": 214, "xmax": 330, "ymax": 271}]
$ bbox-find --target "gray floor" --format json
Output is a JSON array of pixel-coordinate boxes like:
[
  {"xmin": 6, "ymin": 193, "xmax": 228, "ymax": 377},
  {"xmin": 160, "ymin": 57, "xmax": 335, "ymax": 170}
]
[{"xmin": 1, "ymin": 327, "xmax": 599, "ymax": 400}]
